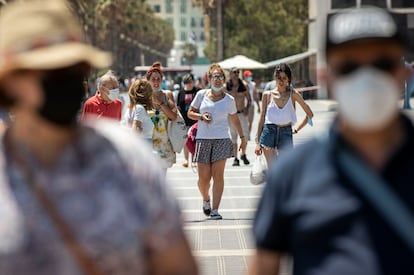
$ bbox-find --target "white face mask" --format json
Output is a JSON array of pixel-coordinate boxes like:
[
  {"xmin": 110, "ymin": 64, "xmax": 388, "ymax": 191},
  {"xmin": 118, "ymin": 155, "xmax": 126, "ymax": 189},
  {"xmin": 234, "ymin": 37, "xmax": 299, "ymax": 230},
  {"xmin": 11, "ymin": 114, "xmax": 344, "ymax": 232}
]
[
  {"xmin": 108, "ymin": 88, "xmax": 120, "ymax": 101},
  {"xmin": 211, "ymin": 85, "xmax": 223, "ymax": 92},
  {"xmin": 332, "ymin": 67, "xmax": 399, "ymax": 131}
]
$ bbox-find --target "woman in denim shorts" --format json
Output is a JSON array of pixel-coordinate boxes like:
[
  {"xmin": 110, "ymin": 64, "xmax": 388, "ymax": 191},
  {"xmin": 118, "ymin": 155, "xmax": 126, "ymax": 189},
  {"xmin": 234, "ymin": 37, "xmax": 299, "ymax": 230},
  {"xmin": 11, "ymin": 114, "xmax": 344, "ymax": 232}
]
[
  {"xmin": 255, "ymin": 63, "xmax": 314, "ymax": 167},
  {"xmin": 187, "ymin": 63, "xmax": 247, "ymax": 220}
]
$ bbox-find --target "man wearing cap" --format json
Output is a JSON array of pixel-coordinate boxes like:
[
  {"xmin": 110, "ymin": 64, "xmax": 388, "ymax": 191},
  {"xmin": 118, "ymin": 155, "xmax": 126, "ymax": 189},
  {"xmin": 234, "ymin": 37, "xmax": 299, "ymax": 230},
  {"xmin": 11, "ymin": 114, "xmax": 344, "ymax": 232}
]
[
  {"xmin": 250, "ymin": 6, "xmax": 414, "ymax": 275},
  {"xmin": 226, "ymin": 67, "xmax": 251, "ymax": 166},
  {"xmin": 243, "ymin": 70, "xmax": 260, "ymax": 138},
  {"xmin": 0, "ymin": 1, "xmax": 198, "ymax": 274},
  {"xmin": 80, "ymin": 72, "xmax": 123, "ymax": 121}
]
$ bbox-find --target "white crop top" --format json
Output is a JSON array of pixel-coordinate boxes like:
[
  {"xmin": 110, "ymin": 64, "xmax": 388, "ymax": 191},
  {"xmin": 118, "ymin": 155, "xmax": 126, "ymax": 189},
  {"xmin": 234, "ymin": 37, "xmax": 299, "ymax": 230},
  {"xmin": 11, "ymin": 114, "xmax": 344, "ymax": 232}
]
[{"xmin": 264, "ymin": 92, "xmax": 297, "ymax": 125}]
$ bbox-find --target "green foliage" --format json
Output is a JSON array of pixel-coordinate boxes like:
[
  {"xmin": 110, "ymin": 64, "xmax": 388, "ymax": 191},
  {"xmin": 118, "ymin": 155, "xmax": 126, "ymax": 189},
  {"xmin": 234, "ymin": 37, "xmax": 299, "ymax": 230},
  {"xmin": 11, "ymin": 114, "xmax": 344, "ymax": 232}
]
[
  {"xmin": 67, "ymin": 0, "xmax": 175, "ymax": 76},
  {"xmin": 202, "ymin": 0, "xmax": 307, "ymax": 63},
  {"xmin": 182, "ymin": 42, "xmax": 198, "ymax": 66}
]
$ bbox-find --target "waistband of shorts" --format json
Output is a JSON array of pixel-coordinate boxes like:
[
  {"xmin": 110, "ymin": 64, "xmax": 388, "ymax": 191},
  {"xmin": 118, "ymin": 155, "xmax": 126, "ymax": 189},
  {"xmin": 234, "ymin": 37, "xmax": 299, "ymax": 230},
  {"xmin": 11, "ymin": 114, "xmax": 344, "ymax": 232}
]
[{"xmin": 265, "ymin": 123, "xmax": 292, "ymax": 128}]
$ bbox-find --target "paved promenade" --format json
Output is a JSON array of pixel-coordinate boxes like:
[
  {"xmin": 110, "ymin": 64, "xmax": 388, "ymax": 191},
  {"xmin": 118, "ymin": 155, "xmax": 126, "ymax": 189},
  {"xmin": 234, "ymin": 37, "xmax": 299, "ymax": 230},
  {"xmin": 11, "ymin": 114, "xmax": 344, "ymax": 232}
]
[{"xmin": 165, "ymin": 100, "xmax": 338, "ymax": 275}]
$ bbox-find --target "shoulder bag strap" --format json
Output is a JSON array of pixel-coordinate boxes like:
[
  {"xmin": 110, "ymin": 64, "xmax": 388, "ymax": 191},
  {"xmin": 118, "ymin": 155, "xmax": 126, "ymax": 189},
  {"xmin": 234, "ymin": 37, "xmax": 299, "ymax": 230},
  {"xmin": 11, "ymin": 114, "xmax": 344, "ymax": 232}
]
[
  {"xmin": 337, "ymin": 145, "xmax": 414, "ymax": 253},
  {"xmin": 5, "ymin": 136, "xmax": 103, "ymax": 275}
]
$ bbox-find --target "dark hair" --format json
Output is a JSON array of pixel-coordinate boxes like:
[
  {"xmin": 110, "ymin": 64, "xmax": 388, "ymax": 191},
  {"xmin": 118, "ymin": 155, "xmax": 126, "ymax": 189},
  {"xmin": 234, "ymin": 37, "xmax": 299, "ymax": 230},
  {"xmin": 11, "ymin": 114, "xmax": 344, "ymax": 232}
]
[{"xmin": 274, "ymin": 63, "xmax": 292, "ymax": 84}]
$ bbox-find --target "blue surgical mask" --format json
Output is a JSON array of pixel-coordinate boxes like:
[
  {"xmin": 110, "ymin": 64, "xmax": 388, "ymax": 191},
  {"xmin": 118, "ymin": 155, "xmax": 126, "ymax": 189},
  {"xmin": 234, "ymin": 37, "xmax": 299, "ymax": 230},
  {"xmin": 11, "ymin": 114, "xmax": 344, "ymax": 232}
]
[
  {"xmin": 154, "ymin": 87, "xmax": 162, "ymax": 92},
  {"xmin": 247, "ymin": 76, "xmax": 253, "ymax": 81},
  {"xmin": 211, "ymin": 85, "xmax": 222, "ymax": 92},
  {"xmin": 108, "ymin": 88, "xmax": 119, "ymax": 101}
]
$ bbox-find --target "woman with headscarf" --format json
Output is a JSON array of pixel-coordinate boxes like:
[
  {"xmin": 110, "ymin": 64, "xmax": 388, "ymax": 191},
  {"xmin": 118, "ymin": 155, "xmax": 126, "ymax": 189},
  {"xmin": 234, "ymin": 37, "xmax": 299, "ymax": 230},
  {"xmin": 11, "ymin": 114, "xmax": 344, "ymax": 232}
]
[{"xmin": 146, "ymin": 62, "xmax": 177, "ymax": 172}]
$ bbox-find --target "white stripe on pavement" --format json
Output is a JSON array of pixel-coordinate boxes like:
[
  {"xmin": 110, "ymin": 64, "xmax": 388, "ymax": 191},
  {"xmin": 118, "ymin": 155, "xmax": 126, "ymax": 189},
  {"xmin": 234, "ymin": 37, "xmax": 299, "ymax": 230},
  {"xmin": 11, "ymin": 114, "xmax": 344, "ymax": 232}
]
[
  {"xmin": 171, "ymin": 185, "xmax": 263, "ymax": 190},
  {"xmin": 184, "ymin": 224, "xmax": 252, "ymax": 230},
  {"xmin": 177, "ymin": 195, "xmax": 260, "ymax": 200},
  {"xmin": 192, "ymin": 249, "xmax": 255, "ymax": 257},
  {"xmin": 182, "ymin": 208, "xmax": 255, "ymax": 213}
]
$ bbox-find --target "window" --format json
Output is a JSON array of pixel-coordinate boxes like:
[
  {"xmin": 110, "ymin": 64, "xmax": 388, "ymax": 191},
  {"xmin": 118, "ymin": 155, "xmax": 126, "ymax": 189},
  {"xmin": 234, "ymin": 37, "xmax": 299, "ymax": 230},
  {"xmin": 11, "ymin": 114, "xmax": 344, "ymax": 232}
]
[
  {"xmin": 331, "ymin": 0, "xmax": 356, "ymax": 9},
  {"xmin": 181, "ymin": 17, "xmax": 187, "ymax": 27},
  {"xmin": 166, "ymin": 0, "xmax": 173, "ymax": 13},
  {"xmin": 180, "ymin": 0, "xmax": 187, "ymax": 13},
  {"xmin": 153, "ymin": 5, "xmax": 161, "ymax": 13},
  {"xmin": 392, "ymin": 0, "xmax": 414, "ymax": 8},
  {"xmin": 361, "ymin": 0, "xmax": 386, "ymax": 7},
  {"xmin": 191, "ymin": 18, "xmax": 196, "ymax": 27},
  {"xmin": 200, "ymin": 32, "xmax": 205, "ymax": 41},
  {"xmin": 180, "ymin": 31, "xmax": 187, "ymax": 42}
]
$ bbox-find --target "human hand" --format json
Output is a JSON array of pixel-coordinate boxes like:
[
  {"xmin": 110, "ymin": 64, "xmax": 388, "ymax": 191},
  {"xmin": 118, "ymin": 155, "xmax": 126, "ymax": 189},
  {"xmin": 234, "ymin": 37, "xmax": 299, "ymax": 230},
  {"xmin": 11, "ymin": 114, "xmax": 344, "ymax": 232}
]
[
  {"xmin": 201, "ymin": 112, "xmax": 212, "ymax": 124},
  {"xmin": 254, "ymin": 144, "xmax": 262, "ymax": 155}
]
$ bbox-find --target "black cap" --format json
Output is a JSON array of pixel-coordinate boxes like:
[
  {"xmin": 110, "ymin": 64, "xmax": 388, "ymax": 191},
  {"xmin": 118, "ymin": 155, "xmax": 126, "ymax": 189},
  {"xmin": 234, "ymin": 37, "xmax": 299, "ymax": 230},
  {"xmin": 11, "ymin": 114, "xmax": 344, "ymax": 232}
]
[{"xmin": 325, "ymin": 7, "xmax": 406, "ymax": 54}]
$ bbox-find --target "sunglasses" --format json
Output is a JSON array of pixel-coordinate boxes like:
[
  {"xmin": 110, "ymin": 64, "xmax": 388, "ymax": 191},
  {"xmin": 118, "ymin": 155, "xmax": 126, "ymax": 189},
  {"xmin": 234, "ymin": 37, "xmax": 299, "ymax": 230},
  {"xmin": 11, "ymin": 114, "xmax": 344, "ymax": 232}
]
[
  {"xmin": 211, "ymin": 75, "xmax": 225, "ymax": 81},
  {"xmin": 333, "ymin": 57, "xmax": 401, "ymax": 76},
  {"xmin": 232, "ymin": 71, "xmax": 239, "ymax": 74}
]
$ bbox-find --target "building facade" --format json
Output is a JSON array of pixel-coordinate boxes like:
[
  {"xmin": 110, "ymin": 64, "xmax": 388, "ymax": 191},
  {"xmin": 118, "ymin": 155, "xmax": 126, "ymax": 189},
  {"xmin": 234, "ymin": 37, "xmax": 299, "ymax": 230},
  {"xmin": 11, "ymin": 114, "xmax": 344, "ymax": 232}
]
[{"xmin": 149, "ymin": 0, "xmax": 208, "ymax": 69}]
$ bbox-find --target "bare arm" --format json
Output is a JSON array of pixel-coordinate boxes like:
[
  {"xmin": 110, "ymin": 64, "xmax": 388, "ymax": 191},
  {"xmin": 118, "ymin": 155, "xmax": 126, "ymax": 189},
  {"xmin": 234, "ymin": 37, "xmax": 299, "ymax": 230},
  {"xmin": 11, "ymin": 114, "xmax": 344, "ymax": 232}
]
[
  {"xmin": 147, "ymin": 237, "xmax": 198, "ymax": 275},
  {"xmin": 229, "ymin": 112, "xmax": 247, "ymax": 151},
  {"xmin": 292, "ymin": 91, "xmax": 314, "ymax": 133},
  {"xmin": 254, "ymin": 91, "xmax": 269, "ymax": 155},
  {"xmin": 249, "ymin": 249, "xmax": 283, "ymax": 275},
  {"xmin": 158, "ymin": 90, "xmax": 177, "ymax": 121},
  {"xmin": 132, "ymin": 120, "xmax": 143, "ymax": 133},
  {"xmin": 244, "ymin": 87, "xmax": 252, "ymax": 116},
  {"xmin": 187, "ymin": 106, "xmax": 211, "ymax": 123}
]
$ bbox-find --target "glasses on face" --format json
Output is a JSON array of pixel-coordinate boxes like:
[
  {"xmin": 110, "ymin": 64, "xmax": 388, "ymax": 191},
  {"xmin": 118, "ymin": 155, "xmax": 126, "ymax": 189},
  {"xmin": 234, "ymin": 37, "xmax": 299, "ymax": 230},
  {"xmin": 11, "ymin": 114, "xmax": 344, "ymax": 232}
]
[
  {"xmin": 211, "ymin": 75, "xmax": 225, "ymax": 81},
  {"xmin": 333, "ymin": 57, "xmax": 401, "ymax": 76},
  {"xmin": 232, "ymin": 71, "xmax": 239, "ymax": 74}
]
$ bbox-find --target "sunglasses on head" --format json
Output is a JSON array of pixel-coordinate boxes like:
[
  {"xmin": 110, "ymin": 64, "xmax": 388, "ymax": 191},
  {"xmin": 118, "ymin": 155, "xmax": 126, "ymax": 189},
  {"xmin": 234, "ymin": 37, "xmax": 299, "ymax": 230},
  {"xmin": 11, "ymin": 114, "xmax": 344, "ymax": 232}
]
[
  {"xmin": 211, "ymin": 75, "xmax": 225, "ymax": 81},
  {"xmin": 333, "ymin": 57, "xmax": 401, "ymax": 76}
]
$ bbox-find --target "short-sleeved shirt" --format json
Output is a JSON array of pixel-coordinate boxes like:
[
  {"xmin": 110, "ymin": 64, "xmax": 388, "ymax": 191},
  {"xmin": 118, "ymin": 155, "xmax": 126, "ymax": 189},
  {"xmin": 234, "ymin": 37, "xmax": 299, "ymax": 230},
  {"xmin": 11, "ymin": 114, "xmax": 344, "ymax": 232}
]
[
  {"xmin": 124, "ymin": 104, "xmax": 154, "ymax": 139},
  {"xmin": 191, "ymin": 89, "xmax": 237, "ymax": 139},
  {"xmin": 80, "ymin": 93, "xmax": 123, "ymax": 121},
  {"xmin": 253, "ymin": 114, "xmax": 414, "ymax": 275},
  {"xmin": 177, "ymin": 87, "xmax": 200, "ymax": 126},
  {"xmin": 0, "ymin": 119, "xmax": 183, "ymax": 275}
]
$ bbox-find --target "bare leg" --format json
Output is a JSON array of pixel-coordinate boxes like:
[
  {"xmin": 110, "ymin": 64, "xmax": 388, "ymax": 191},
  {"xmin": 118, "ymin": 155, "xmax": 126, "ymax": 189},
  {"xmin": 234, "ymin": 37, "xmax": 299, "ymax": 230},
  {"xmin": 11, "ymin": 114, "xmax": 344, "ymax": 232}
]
[
  {"xmin": 211, "ymin": 159, "xmax": 226, "ymax": 210},
  {"xmin": 263, "ymin": 148, "xmax": 277, "ymax": 168},
  {"xmin": 197, "ymin": 163, "xmax": 212, "ymax": 201},
  {"xmin": 233, "ymin": 142, "xmax": 238, "ymax": 159}
]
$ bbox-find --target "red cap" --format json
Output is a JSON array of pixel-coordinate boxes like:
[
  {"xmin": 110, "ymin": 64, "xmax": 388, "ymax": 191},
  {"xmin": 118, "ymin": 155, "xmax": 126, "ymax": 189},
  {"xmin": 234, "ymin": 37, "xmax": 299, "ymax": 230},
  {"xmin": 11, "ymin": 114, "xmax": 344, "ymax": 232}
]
[{"xmin": 243, "ymin": 70, "xmax": 252, "ymax": 77}]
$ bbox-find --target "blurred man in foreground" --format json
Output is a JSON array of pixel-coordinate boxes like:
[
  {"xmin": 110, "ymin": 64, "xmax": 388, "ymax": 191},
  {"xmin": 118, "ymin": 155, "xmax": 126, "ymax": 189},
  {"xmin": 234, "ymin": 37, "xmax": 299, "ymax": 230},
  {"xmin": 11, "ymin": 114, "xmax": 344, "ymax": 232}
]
[
  {"xmin": 250, "ymin": 7, "xmax": 414, "ymax": 275},
  {"xmin": 0, "ymin": 1, "xmax": 197, "ymax": 274}
]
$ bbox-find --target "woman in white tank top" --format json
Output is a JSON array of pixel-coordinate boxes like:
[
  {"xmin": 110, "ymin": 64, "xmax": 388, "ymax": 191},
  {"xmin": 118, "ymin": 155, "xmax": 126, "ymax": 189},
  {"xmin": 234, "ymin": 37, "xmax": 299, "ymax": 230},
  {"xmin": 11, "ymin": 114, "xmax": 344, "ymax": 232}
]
[{"xmin": 254, "ymin": 63, "xmax": 314, "ymax": 166}]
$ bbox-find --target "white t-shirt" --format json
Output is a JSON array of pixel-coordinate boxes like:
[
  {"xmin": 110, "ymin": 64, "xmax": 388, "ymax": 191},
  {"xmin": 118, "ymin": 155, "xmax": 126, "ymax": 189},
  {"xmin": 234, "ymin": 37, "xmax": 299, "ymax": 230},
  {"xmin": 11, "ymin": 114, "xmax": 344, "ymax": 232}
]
[
  {"xmin": 125, "ymin": 104, "xmax": 154, "ymax": 139},
  {"xmin": 191, "ymin": 89, "xmax": 237, "ymax": 139}
]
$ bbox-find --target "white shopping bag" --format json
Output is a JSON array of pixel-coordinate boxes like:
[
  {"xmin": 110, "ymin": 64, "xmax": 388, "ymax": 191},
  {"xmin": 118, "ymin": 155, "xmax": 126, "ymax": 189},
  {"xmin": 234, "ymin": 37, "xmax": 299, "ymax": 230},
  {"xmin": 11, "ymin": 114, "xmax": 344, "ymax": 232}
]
[{"xmin": 250, "ymin": 154, "xmax": 268, "ymax": 185}]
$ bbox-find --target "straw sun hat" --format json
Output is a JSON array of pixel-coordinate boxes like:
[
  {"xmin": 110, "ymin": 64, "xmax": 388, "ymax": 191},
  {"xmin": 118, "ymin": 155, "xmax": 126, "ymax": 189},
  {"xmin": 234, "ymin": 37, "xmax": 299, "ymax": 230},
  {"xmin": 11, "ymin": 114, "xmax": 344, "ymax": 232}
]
[{"xmin": 0, "ymin": 0, "xmax": 111, "ymax": 80}]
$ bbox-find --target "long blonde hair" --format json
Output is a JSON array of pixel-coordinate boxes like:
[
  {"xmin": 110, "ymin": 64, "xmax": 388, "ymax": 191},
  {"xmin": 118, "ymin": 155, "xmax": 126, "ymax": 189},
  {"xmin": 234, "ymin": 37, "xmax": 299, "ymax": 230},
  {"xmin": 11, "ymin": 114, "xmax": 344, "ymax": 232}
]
[{"xmin": 128, "ymin": 79, "xmax": 153, "ymax": 110}]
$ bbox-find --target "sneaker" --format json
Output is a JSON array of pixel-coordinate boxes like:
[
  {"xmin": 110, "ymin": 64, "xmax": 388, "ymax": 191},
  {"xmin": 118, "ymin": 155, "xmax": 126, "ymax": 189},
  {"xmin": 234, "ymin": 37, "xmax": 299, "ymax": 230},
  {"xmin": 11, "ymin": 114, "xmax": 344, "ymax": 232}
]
[
  {"xmin": 241, "ymin": 154, "xmax": 250, "ymax": 165},
  {"xmin": 232, "ymin": 158, "xmax": 240, "ymax": 166},
  {"xmin": 209, "ymin": 209, "xmax": 222, "ymax": 220},
  {"xmin": 202, "ymin": 199, "xmax": 211, "ymax": 216}
]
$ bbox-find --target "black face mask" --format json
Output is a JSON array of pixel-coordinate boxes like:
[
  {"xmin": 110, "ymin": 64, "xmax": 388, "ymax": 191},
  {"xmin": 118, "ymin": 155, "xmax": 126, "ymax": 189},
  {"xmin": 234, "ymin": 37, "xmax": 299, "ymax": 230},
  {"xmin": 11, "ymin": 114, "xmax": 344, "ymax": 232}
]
[{"xmin": 38, "ymin": 71, "xmax": 85, "ymax": 127}]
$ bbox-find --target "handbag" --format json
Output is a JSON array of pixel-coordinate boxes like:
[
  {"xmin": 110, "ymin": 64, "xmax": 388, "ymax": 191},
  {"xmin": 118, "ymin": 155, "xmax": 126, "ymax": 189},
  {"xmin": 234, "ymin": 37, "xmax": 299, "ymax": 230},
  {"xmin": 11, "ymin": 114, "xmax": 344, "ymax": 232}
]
[
  {"xmin": 250, "ymin": 154, "xmax": 268, "ymax": 185},
  {"xmin": 186, "ymin": 122, "xmax": 198, "ymax": 155},
  {"xmin": 167, "ymin": 110, "xmax": 188, "ymax": 153}
]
